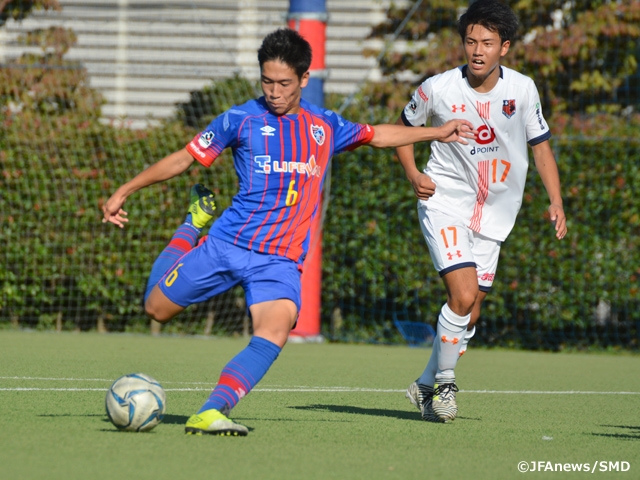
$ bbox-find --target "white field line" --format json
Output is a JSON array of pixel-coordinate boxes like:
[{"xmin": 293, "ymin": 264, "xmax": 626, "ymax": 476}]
[
  {"xmin": 2, "ymin": 389, "xmax": 640, "ymax": 394},
  {"xmin": 0, "ymin": 378, "xmax": 638, "ymax": 394},
  {"xmin": 0, "ymin": 376, "xmax": 213, "ymax": 384}
]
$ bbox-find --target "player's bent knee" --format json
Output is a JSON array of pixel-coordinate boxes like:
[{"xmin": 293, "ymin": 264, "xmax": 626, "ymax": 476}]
[
  {"xmin": 144, "ymin": 291, "xmax": 183, "ymax": 324},
  {"xmin": 145, "ymin": 312, "xmax": 171, "ymax": 324},
  {"xmin": 144, "ymin": 303, "xmax": 171, "ymax": 323}
]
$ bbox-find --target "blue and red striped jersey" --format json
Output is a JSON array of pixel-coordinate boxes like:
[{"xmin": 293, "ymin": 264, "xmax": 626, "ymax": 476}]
[{"xmin": 186, "ymin": 97, "xmax": 374, "ymax": 263}]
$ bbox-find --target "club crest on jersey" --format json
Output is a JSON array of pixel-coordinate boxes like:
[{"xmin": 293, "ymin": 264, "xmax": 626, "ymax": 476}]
[
  {"xmin": 502, "ymin": 99, "xmax": 516, "ymax": 119},
  {"xmin": 311, "ymin": 125, "xmax": 325, "ymax": 145},
  {"xmin": 198, "ymin": 131, "xmax": 214, "ymax": 148}
]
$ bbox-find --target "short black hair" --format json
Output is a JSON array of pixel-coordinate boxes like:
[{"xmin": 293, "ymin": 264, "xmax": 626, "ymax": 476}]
[
  {"xmin": 257, "ymin": 28, "xmax": 312, "ymax": 78},
  {"xmin": 457, "ymin": 0, "xmax": 519, "ymax": 44}
]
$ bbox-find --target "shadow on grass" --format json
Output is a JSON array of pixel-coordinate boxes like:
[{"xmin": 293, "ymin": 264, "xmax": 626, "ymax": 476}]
[
  {"xmin": 591, "ymin": 425, "xmax": 640, "ymax": 440},
  {"xmin": 39, "ymin": 413, "xmax": 104, "ymax": 417},
  {"xmin": 289, "ymin": 404, "xmax": 480, "ymax": 422},
  {"xmin": 156, "ymin": 414, "xmax": 256, "ymax": 432},
  {"xmin": 291, "ymin": 404, "xmax": 418, "ymax": 420},
  {"xmin": 159, "ymin": 414, "xmax": 190, "ymax": 425},
  {"xmin": 39, "ymin": 414, "xmax": 201, "ymax": 425},
  {"xmin": 98, "ymin": 414, "xmax": 258, "ymax": 433}
]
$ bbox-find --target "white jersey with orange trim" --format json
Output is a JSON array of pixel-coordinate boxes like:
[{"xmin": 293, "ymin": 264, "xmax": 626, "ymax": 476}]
[{"xmin": 401, "ymin": 65, "xmax": 551, "ymax": 241}]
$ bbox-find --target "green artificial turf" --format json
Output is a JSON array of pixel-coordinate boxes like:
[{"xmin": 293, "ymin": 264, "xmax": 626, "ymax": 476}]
[{"xmin": 0, "ymin": 331, "xmax": 638, "ymax": 479}]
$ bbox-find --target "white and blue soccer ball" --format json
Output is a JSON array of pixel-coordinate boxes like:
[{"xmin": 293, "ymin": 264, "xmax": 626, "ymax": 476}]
[{"xmin": 105, "ymin": 373, "xmax": 166, "ymax": 432}]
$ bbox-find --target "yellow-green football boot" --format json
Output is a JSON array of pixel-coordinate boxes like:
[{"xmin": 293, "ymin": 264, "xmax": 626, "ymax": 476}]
[
  {"xmin": 188, "ymin": 184, "xmax": 216, "ymax": 229},
  {"xmin": 185, "ymin": 408, "xmax": 248, "ymax": 436}
]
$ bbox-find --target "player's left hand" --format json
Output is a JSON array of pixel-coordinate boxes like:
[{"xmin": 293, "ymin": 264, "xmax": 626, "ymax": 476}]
[
  {"xmin": 548, "ymin": 204, "xmax": 567, "ymax": 240},
  {"xmin": 437, "ymin": 119, "xmax": 477, "ymax": 144}
]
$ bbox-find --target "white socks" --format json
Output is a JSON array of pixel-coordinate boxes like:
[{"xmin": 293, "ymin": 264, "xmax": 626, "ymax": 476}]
[
  {"xmin": 417, "ymin": 335, "xmax": 439, "ymax": 387},
  {"xmin": 418, "ymin": 304, "xmax": 472, "ymax": 386},
  {"xmin": 458, "ymin": 326, "xmax": 476, "ymax": 357}
]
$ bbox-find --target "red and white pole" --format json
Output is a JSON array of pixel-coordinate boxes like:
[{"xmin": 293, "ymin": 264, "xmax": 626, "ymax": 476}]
[{"xmin": 288, "ymin": 0, "xmax": 327, "ymax": 341}]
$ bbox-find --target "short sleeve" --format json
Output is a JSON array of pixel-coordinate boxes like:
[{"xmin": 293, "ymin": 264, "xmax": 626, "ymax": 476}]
[
  {"xmin": 186, "ymin": 109, "xmax": 241, "ymax": 167},
  {"xmin": 326, "ymin": 110, "xmax": 375, "ymax": 154},
  {"xmin": 401, "ymin": 81, "xmax": 432, "ymax": 127},
  {"xmin": 524, "ymin": 83, "xmax": 551, "ymax": 146}
]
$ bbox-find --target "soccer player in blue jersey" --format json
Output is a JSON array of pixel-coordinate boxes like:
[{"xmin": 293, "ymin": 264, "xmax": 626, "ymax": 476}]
[{"xmin": 102, "ymin": 28, "xmax": 476, "ymax": 436}]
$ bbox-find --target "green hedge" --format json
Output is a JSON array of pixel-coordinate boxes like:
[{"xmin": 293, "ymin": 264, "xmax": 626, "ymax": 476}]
[
  {"xmin": 1, "ymin": 92, "xmax": 639, "ymax": 349},
  {"xmin": 323, "ymin": 133, "xmax": 640, "ymax": 349},
  {"xmin": 0, "ymin": 116, "xmax": 247, "ymax": 333}
]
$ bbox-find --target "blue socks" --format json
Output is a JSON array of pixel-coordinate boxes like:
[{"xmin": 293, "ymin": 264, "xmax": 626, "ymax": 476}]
[{"xmin": 198, "ymin": 336, "xmax": 282, "ymax": 414}]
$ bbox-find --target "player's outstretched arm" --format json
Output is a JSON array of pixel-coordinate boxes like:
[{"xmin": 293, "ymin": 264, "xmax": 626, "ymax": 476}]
[
  {"xmin": 102, "ymin": 148, "xmax": 196, "ymax": 228},
  {"xmin": 369, "ymin": 119, "xmax": 475, "ymax": 149},
  {"xmin": 531, "ymin": 141, "xmax": 567, "ymax": 240}
]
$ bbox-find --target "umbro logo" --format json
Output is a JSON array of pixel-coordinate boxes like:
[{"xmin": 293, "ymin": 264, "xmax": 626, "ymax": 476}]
[{"xmin": 261, "ymin": 125, "xmax": 276, "ymax": 136}]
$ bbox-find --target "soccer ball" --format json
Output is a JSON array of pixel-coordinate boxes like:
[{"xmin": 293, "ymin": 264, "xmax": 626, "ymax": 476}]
[{"xmin": 105, "ymin": 373, "xmax": 166, "ymax": 432}]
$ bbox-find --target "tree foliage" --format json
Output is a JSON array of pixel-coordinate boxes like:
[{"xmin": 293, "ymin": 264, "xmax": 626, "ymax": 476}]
[
  {"xmin": 0, "ymin": 0, "xmax": 60, "ymax": 26},
  {"xmin": 1, "ymin": 1, "xmax": 638, "ymax": 348},
  {"xmin": 0, "ymin": 0, "xmax": 103, "ymax": 121},
  {"xmin": 364, "ymin": 0, "xmax": 640, "ymax": 119}
]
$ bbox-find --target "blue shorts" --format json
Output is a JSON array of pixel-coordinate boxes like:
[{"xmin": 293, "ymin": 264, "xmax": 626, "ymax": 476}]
[{"xmin": 158, "ymin": 235, "xmax": 302, "ymax": 312}]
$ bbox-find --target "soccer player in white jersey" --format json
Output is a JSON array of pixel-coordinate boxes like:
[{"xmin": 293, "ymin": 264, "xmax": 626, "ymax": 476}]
[{"xmin": 395, "ymin": 0, "xmax": 567, "ymax": 422}]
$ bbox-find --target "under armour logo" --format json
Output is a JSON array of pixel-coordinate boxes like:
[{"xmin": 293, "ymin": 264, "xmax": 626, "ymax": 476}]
[
  {"xmin": 452, "ymin": 104, "xmax": 466, "ymax": 113},
  {"xmin": 441, "ymin": 336, "xmax": 460, "ymax": 344},
  {"xmin": 447, "ymin": 250, "xmax": 462, "ymax": 260}
]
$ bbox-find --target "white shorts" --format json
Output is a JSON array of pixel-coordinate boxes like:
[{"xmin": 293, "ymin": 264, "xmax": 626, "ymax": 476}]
[{"xmin": 417, "ymin": 203, "xmax": 501, "ymax": 291}]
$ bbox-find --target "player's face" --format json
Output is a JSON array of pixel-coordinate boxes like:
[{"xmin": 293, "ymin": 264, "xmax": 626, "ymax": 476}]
[
  {"xmin": 463, "ymin": 24, "xmax": 510, "ymax": 90},
  {"xmin": 261, "ymin": 60, "xmax": 310, "ymax": 116}
]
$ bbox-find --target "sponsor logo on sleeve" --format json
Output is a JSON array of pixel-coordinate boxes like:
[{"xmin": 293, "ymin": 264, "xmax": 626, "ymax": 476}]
[
  {"xmin": 417, "ymin": 85, "xmax": 428, "ymax": 102},
  {"xmin": 189, "ymin": 142, "xmax": 206, "ymax": 159},
  {"xmin": 198, "ymin": 131, "xmax": 214, "ymax": 148},
  {"xmin": 535, "ymin": 102, "xmax": 546, "ymax": 130}
]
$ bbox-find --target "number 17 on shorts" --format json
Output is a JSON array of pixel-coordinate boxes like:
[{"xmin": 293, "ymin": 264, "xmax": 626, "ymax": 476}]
[{"xmin": 418, "ymin": 205, "xmax": 500, "ymax": 289}]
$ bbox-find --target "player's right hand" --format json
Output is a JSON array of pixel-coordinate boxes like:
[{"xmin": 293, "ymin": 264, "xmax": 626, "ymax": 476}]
[
  {"xmin": 548, "ymin": 203, "xmax": 567, "ymax": 240},
  {"xmin": 410, "ymin": 172, "xmax": 436, "ymax": 200},
  {"xmin": 102, "ymin": 192, "xmax": 129, "ymax": 228}
]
